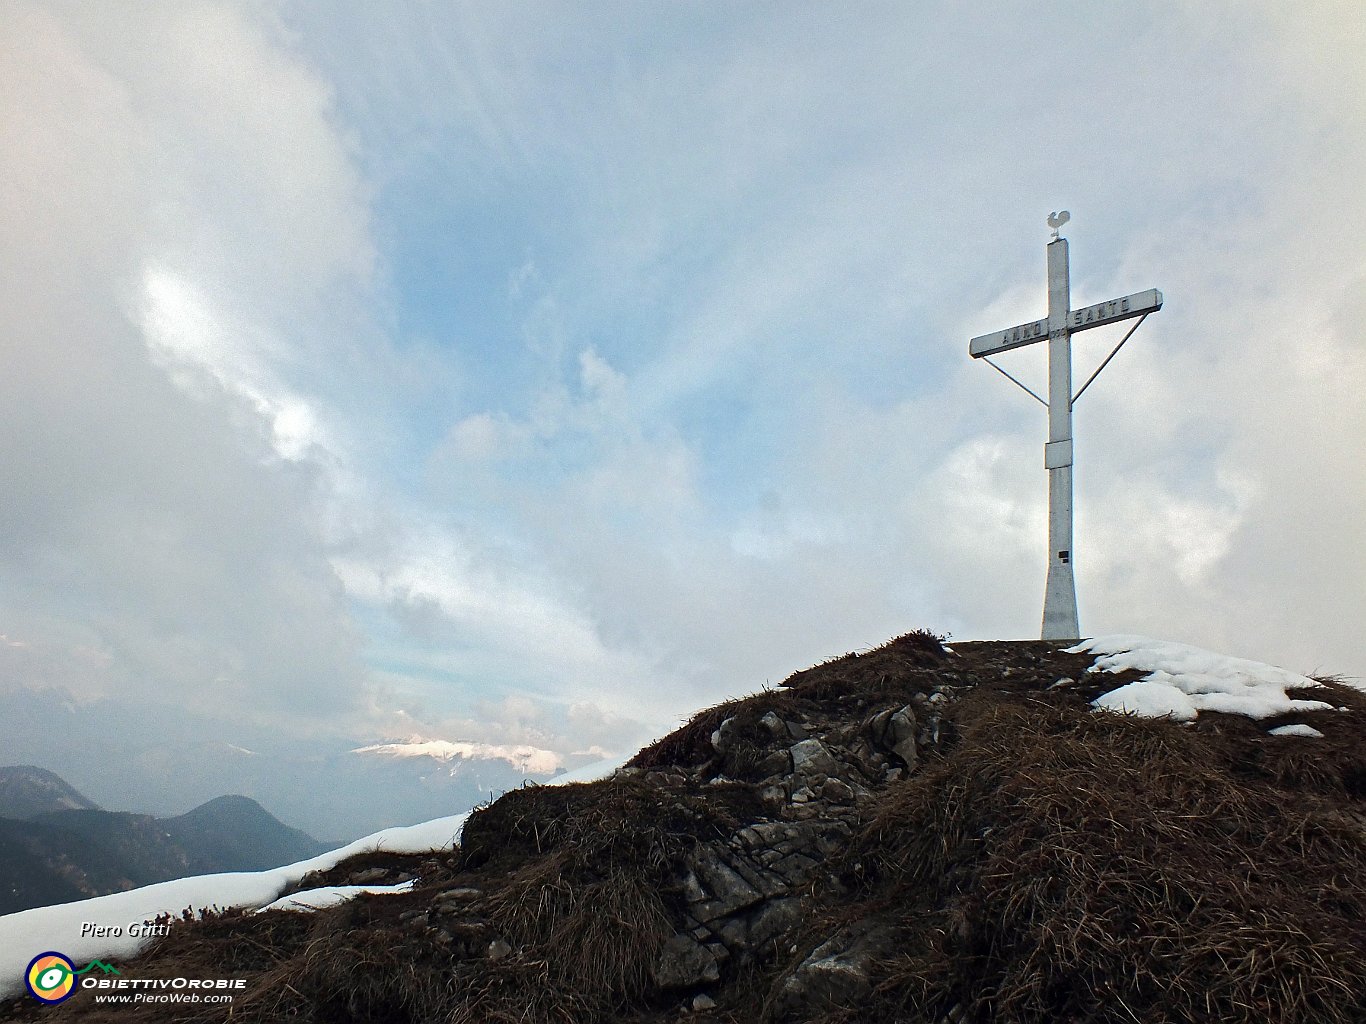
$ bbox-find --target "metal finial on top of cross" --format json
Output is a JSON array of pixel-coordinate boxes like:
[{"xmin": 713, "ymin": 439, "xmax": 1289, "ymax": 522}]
[{"xmin": 968, "ymin": 214, "xmax": 1162, "ymax": 640}]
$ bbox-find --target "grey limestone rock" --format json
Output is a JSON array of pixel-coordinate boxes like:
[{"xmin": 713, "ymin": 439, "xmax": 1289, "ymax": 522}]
[
  {"xmin": 654, "ymin": 934, "xmax": 721, "ymax": 988},
  {"xmin": 349, "ymin": 866, "xmax": 390, "ymax": 884},
  {"xmin": 690, "ymin": 854, "xmax": 764, "ymax": 921},
  {"xmin": 711, "ymin": 716, "xmax": 739, "ymax": 755},
  {"xmin": 756, "ymin": 748, "xmax": 794, "ymax": 777},
  {"xmin": 775, "ymin": 922, "xmax": 896, "ymax": 1018},
  {"xmin": 818, "ymin": 777, "xmax": 855, "ymax": 803},
  {"xmin": 789, "ymin": 738, "xmax": 840, "ymax": 778},
  {"xmin": 435, "ymin": 886, "xmax": 481, "ymax": 903},
  {"xmin": 887, "ymin": 705, "xmax": 919, "ymax": 770},
  {"xmin": 747, "ymin": 897, "xmax": 802, "ymax": 952},
  {"xmin": 759, "ymin": 711, "xmax": 789, "ymax": 739}
]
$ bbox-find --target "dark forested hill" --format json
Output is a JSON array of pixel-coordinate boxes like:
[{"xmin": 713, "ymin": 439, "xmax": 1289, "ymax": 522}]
[
  {"xmin": 0, "ymin": 790, "xmax": 328, "ymax": 915},
  {"xmin": 165, "ymin": 794, "xmax": 328, "ymax": 875}
]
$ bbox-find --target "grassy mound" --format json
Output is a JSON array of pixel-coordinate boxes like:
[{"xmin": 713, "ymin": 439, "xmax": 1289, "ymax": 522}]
[{"xmin": 4, "ymin": 633, "xmax": 1360, "ymax": 1024}]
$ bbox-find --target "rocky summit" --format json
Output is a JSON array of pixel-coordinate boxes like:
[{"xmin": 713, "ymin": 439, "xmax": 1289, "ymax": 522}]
[{"xmin": 5, "ymin": 631, "xmax": 1364, "ymax": 1024}]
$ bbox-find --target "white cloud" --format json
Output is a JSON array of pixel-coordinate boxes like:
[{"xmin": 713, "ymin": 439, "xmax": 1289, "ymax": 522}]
[
  {"xmin": 444, "ymin": 412, "xmax": 515, "ymax": 462},
  {"xmin": 331, "ymin": 525, "xmax": 660, "ymax": 719},
  {"xmin": 139, "ymin": 266, "xmax": 331, "ymax": 462},
  {"xmin": 0, "ymin": 1, "xmax": 371, "ymax": 724},
  {"xmin": 578, "ymin": 346, "xmax": 628, "ymax": 412}
]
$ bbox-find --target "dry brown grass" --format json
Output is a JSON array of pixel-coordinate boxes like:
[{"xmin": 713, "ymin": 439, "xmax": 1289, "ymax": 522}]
[
  {"xmin": 450, "ymin": 851, "xmax": 673, "ymax": 1023},
  {"xmin": 449, "ymin": 776, "xmax": 725, "ymax": 1022},
  {"xmin": 628, "ymin": 690, "xmax": 805, "ymax": 774},
  {"xmin": 851, "ymin": 692, "xmax": 1366, "ymax": 1024},
  {"xmin": 779, "ymin": 629, "xmax": 952, "ymax": 703}
]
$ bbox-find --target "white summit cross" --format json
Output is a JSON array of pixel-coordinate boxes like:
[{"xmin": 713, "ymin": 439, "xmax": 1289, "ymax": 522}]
[{"xmin": 969, "ymin": 213, "xmax": 1162, "ymax": 640}]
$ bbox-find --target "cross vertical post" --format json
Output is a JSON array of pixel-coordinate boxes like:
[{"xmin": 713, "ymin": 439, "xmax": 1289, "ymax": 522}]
[
  {"xmin": 968, "ymin": 213, "xmax": 1162, "ymax": 642},
  {"xmin": 1042, "ymin": 238, "xmax": 1079, "ymax": 639}
]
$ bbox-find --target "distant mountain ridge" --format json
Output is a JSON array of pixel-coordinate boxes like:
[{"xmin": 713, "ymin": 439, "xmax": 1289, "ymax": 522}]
[
  {"xmin": 0, "ymin": 765, "xmax": 99, "ymax": 818},
  {"xmin": 0, "ymin": 705, "xmax": 584, "ymax": 838},
  {"xmin": 0, "ymin": 769, "xmax": 328, "ymax": 915}
]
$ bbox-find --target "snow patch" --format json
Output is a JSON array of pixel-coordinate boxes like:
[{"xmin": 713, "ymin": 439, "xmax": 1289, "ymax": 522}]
[
  {"xmin": 259, "ymin": 882, "xmax": 415, "ymax": 913},
  {"xmin": 1070, "ymin": 636, "xmax": 1334, "ymax": 722},
  {"xmin": 1267, "ymin": 723, "xmax": 1325, "ymax": 739},
  {"xmin": 1091, "ymin": 680, "xmax": 1198, "ymax": 722}
]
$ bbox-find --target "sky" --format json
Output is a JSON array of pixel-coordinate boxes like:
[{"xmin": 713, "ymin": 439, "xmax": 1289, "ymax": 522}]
[{"xmin": 1, "ymin": 1, "xmax": 1363, "ymax": 809}]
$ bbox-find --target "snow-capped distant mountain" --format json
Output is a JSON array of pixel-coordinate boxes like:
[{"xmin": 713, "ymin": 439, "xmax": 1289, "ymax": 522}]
[{"xmin": 352, "ymin": 739, "xmax": 562, "ymax": 775}]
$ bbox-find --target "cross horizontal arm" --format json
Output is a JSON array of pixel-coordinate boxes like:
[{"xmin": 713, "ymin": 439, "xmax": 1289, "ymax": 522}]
[
  {"xmin": 1067, "ymin": 288, "xmax": 1162, "ymax": 336},
  {"xmin": 969, "ymin": 316, "xmax": 1050, "ymax": 359},
  {"xmin": 983, "ymin": 356, "xmax": 1048, "ymax": 408}
]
